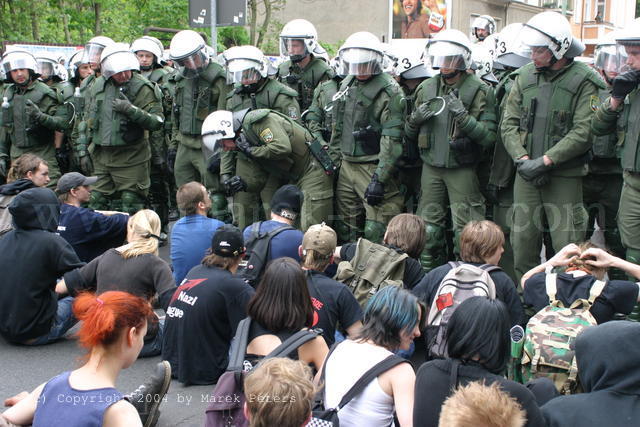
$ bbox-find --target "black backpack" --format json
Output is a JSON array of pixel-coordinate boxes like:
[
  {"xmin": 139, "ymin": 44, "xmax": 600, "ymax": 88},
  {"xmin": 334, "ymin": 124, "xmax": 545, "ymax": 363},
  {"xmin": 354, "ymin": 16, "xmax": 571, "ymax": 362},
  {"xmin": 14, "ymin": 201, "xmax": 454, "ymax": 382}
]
[
  {"xmin": 204, "ymin": 317, "xmax": 320, "ymax": 427},
  {"xmin": 238, "ymin": 221, "xmax": 294, "ymax": 287}
]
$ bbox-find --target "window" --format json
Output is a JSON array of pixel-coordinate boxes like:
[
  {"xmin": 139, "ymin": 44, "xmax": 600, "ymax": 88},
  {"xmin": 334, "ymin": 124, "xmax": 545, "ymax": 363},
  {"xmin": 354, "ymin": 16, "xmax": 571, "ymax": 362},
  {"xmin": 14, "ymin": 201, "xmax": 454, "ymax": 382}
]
[{"xmin": 595, "ymin": 0, "xmax": 605, "ymax": 21}]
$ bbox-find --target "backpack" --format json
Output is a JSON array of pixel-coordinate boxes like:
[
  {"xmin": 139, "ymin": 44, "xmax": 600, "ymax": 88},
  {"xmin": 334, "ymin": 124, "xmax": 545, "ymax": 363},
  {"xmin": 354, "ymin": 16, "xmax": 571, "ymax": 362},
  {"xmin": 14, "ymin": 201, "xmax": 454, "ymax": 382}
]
[
  {"xmin": 0, "ymin": 194, "xmax": 15, "ymax": 238},
  {"xmin": 520, "ymin": 273, "xmax": 606, "ymax": 395},
  {"xmin": 238, "ymin": 221, "xmax": 294, "ymax": 287},
  {"xmin": 334, "ymin": 238, "xmax": 408, "ymax": 309},
  {"xmin": 204, "ymin": 317, "xmax": 320, "ymax": 427},
  {"xmin": 309, "ymin": 342, "xmax": 408, "ymax": 427},
  {"xmin": 426, "ymin": 262, "xmax": 499, "ymax": 359}
]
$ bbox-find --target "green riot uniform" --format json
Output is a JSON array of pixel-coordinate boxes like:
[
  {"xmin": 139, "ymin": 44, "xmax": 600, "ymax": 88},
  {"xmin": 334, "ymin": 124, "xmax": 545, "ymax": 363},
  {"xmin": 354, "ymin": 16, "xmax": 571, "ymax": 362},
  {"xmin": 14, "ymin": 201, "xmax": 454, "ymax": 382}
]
[
  {"xmin": 331, "ymin": 73, "xmax": 405, "ymax": 243},
  {"xmin": 277, "ymin": 56, "xmax": 334, "ymax": 111},
  {"xmin": 240, "ymin": 109, "xmax": 333, "ymax": 230},
  {"xmin": 502, "ymin": 60, "xmax": 602, "ymax": 280},
  {"xmin": 83, "ymin": 73, "xmax": 164, "ymax": 214},
  {"xmin": 222, "ymin": 78, "xmax": 300, "ymax": 229},
  {"xmin": 143, "ymin": 66, "xmax": 173, "ymax": 232},
  {"xmin": 592, "ymin": 86, "xmax": 640, "ymax": 266},
  {"xmin": 69, "ymin": 74, "xmax": 97, "ymax": 175},
  {"xmin": 397, "ymin": 82, "xmax": 423, "ymax": 214},
  {"xmin": 0, "ymin": 80, "xmax": 69, "ymax": 187},
  {"xmin": 304, "ymin": 77, "xmax": 341, "ymax": 165},
  {"xmin": 405, "ymin": 72, "xmax": 495, "ymax": 271},
  {"xmin": 171, "ymin": 60, "xmax": 230, "ymax": 220}
]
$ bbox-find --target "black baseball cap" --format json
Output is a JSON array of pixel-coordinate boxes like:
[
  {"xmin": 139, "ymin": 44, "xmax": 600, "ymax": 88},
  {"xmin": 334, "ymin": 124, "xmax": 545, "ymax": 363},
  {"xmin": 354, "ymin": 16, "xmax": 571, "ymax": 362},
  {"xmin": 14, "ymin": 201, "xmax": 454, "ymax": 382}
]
[
  {"xmin": 211, "ymin": 224, "xmax": 245, "ymax": 257},
  {"xmin": 56, "ymin": 172, "xmax": 98, "ymax": 194},
  {"xmin": 270, "ymin": 184, "xmax": 303, "ymax": 220}
]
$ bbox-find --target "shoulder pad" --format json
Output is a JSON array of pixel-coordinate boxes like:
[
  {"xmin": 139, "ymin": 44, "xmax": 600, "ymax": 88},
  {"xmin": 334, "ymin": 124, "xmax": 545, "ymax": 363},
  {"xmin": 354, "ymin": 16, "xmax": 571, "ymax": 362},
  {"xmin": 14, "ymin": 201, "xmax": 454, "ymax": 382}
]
[
  {"xmin": 79, "ymin": 74, "xmax": 94, "ymax": 90},
  {"xmin": 34, "ymin": 81, "xmax": 59, "ymax": 101},
  {"xmin": 200, "ymin": 61, "xmax": 225, "ymax": 83},
  {"xmin": 272, "ymin": 79, "xmax": 299, "ymax": 98},
  {"xmin": 572, "ymin": 61, "xmax": 607, "ymax": 90},
  {"xmin": 278, "ymin": 61, "xmax": 291, "ymax": 76},
  {"xmin": 92, "ymin": 75, "xmax": 106, "ymax": 93},
  {"xmin": 244, "ymin": 109, "xmax": 271, "ymax": 123}
]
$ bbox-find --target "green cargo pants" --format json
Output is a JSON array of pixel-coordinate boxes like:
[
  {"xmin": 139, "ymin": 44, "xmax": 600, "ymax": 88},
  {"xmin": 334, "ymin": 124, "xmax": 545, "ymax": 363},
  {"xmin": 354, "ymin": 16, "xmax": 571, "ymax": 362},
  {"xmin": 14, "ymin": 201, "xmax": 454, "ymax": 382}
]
[
  {"xmin": 583, "ymin": 172, "xmax": 624, "ymax": 258},
  {"xmin": 493, "ymin": 181, "xmax": 517, "ymax": 284},
  {"xmin": 619, "ymin": 171, "xmax": 640, "ymax": 252},
  {"xmin": 296, "ymin": 159, "xmax": 334, "ymax": 231}
]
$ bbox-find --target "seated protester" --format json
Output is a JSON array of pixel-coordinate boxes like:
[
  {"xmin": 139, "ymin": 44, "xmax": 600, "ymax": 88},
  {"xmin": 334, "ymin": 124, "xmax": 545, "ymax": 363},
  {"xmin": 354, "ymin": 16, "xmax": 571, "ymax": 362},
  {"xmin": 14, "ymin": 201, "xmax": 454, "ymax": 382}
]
[
  {"xmin": 413, "ymin": 297, "xmax": 545, "ymax": 427},
  {"xmin": 521, "ymin": 242, "xmax": 640, "ymax": 324},
  {"xmin": 244, "ymin": 257, "xmax": 328, "ymax": 373},
  {"xmin": 439, "ymin": 382, "xmax": 526, "ymax": 427},
  {"xmin": 0, "ymin": 188, "xmax": 84, "ymax": 345},
  {"xmin": 299, "ymin": 223, "xmax": 363, "ymax": 346},
  {"xmin": 0, "ymin": 154, "xmax": 51, "ymax": 238},
  {"xmin": 170, "ymin": 182, "xmax": 223, "ymax": 285},
  {"xmin": 243, "ymin": 358, "xmax": 316, "ymax": 427},
  {"xmin": 57, "ymin": 210, "xmax": 176, "ymax": 357},
  {"xmin": 1, "ymin": 291, "xmax": 172, "ymax": 427},
  {"xmin": 413, "ymin": 220, "xmax": 524, "ymax": 326},
  {"xmin": 541, "ymin": 321, "xmax": 640, "ymax": 427},
  {"xmin": 162, "ymin": 225, "xmax": 255, "ymax": 385},
  {"xmin": 336, "ymin": 213, "xmax": 426, "ymax": 290},
  {"xmin": 323, "ymin": 286, "xmax": 420, "ymax": 427},
  {"xmin": 243, "ymin": 184, "xmax": 305, "ymax": 264},
  {"xmin": 56, "ymin": 172, "xmax": 129, "ymax": 262}
]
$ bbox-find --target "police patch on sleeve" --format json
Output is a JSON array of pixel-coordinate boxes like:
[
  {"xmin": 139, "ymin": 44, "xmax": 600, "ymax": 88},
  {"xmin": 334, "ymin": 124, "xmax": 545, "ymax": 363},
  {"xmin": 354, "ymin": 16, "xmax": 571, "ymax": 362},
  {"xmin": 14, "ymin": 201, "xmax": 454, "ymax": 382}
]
[
  {"xmin": 590, "ymin": 95, "xmax": 600, "ymax": 112},
  {"xmin": 260, "ymin": 128, "xmax": 274, "ymax": 143},
  {"xmin": 288, "ymin": 106, "xmax": 298, "ymax": 120}
]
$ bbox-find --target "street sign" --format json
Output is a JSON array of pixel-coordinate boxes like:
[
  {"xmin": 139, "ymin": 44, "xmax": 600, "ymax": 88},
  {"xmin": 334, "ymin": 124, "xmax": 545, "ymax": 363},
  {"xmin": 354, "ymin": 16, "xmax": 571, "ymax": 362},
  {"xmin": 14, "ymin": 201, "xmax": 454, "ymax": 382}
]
[{"xmin": 189, "ymin": 0, "xmax": 247, "ymax": 28}]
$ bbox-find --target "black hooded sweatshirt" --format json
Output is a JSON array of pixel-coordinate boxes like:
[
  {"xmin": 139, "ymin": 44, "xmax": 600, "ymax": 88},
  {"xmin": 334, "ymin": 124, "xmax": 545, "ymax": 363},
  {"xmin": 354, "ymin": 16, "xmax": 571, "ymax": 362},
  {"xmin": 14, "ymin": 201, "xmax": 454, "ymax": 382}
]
[
  {"xmin": 542, "ymin": 321, "xmax": 640, "ymax": 426},
  {"xmin": 0, "ymin": 187, "xmax": 84, "ymax": 343}
]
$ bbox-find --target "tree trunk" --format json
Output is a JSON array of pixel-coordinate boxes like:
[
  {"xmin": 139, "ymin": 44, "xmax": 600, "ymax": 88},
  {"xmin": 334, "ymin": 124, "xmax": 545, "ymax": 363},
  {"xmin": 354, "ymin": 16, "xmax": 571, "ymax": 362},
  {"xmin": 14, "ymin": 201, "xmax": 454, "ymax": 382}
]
[
  {"xmin": 248, "ymin": 0, "xmax": 257, "ymax": 46},
  {"xmin": 30, "ymin": 9, "xmax": 40, "ymax": 41},
  {"xmin": 256, "ymin": 0, "xmax": 272, "ymax": 48},
  {"xmin": 94, "ymin": 1, "xmax": 102, "ymax": 35},
  {"xmin": 59, "ymin": 0, "xmax": 72, "ymax": 44}
]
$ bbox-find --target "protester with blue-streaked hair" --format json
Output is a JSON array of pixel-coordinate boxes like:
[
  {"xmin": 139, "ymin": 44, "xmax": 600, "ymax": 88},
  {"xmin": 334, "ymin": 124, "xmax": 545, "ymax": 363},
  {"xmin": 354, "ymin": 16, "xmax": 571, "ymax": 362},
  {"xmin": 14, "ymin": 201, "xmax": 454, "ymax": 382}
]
[{"xmin": 323, "ymin": 286, "xmax": 421, "ymax": 426}]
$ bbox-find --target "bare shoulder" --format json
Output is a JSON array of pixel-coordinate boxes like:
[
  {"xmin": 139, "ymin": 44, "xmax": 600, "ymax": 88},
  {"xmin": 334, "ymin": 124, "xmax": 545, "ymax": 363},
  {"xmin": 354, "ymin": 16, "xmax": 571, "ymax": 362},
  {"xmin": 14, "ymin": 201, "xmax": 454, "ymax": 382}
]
[{"xmin": 103, "ymin": 399, "xmax": 142, "ymax": 427}]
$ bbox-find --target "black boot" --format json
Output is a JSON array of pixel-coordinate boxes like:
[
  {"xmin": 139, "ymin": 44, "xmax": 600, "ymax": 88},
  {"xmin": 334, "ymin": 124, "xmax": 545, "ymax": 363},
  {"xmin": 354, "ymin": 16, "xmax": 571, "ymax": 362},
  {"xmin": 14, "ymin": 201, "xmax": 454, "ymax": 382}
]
[{"xmin": 125, "ymin": 360, "xmax": 172, "ymax": 427}]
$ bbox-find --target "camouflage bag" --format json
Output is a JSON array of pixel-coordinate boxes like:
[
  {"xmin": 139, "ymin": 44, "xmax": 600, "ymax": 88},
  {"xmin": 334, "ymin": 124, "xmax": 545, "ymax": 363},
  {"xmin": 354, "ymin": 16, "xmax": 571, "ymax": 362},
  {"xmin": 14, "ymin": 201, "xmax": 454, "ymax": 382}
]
[{"xmin": 520, "ymin": 272, "xmax": 606, "ymax": 394}]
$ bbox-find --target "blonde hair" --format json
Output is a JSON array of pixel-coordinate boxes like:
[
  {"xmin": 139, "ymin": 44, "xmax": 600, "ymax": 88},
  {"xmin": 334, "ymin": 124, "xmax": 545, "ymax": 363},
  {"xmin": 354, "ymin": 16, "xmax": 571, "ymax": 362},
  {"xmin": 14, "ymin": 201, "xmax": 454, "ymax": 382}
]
[
  {"xmin": 567, "ymin": 241, "xmax": 607, "ymax": 280},
  {"xmin": 7, "ymin": 153, "xmax": 46, "ymax": 183},
  {"xmin": 244, "ymin": 358, "xmax": 316, "ymax": 427},
  {"xmin": 117, "ymin": 210, "xmax": 161, "ymax": 259},
  {"xmin": 439, "ymin": 382, "xmax": 526, "ymax": 427},
  {"xmin": 384, "ymin": 213, "xmax": 426, "ymax": 259},
  {"xmin": 459, "ymin": 220, "xmax": 505, "ymax": 264},
  {"xmin": 300, "ymin": 248, "xmax": 332, "ymax": 271}
]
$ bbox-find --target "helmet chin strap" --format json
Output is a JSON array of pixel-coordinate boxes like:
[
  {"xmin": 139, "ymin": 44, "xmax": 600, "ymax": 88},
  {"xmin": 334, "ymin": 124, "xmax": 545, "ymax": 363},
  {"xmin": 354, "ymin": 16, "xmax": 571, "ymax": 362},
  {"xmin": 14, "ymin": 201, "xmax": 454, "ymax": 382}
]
[
  {"xmin": 140, "ymin": 65, "xmax": 152, "ymax": 71},
  {"xmin": 440, "ymin": 69, "xmax": 461, "ymax": 80}
]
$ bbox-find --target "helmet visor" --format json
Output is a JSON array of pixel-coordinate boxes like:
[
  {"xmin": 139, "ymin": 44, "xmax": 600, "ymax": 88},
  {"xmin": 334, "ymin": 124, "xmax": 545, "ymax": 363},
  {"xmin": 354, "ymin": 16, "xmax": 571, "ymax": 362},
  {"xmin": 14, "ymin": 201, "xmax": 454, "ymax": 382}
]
[
  {"xmin": 425, "ymin": 41, "xmax": 470, "ymax": 70},
  {"xmin": 2, "ymin": 54, "xmax": 37, "ymax": 74},
  {"xmin": 280, "ymin": 37, "xmax": 310, "ymax": 60},
  {"xmin": 595, "ymin": 45, "xmax": 625, "ymax": 75},
  {"xmin": 83, "ymin": 43, "xmax": 105, "ymax": 65},
  {"xmin": 37, "ymin": 60, "xmax": 55, "ymax": 80},
  {"xmin": 175, "ymin": 50, "xmax": 209, "ymax": 78},
  {"xmin": 226, "ymin": 58, "xmax": 263, "ymax": 84},
  {"xmin": 339, "ymin": 48, "xmax": 382, "ymax": 76},
  {"xmin": 101, "ymin": 51, "xmax": 140, "ymax": 80}
]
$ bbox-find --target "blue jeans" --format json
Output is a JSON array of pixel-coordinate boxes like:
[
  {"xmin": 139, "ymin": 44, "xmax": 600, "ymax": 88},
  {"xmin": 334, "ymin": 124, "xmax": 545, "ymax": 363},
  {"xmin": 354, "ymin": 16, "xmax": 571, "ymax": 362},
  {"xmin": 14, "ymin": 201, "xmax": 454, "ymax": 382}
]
[
  {"xmin": 139, "ymin": 317, "xmax": 164, "ymax": 358},
  {"xmin": 27, "ymin": 297, "xmax": 77, "ymax": 346}
]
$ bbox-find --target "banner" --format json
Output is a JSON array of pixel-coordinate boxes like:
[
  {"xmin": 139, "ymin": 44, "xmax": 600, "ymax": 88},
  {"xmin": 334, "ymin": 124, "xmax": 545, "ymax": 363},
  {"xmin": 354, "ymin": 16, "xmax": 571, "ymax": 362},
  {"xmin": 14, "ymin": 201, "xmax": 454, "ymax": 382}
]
[{"xmin": 390, "ymin": 0, "xmax": 450, "ymax": 40}]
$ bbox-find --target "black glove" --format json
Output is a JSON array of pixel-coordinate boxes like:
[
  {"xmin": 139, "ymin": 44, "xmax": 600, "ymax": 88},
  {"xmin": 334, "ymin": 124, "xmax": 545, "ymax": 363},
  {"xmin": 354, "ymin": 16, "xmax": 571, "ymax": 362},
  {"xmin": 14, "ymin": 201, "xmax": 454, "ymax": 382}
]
[
  {"xmin": 224, "ymin": 175, "xmax": 248, "ymax": 196},
  {"xmin": 485, "ymin": 184, "xmax": 500, "ymax": 205},
  {"xmin": 235, "ymin": 134, "xmax": 253, "ymax": 158},
  {"xmin": 207, "ymin": 153, "xmax": 221, "ymax": 174},
  {"xmin": 25, "ymin": 99, "xmax": 46, "ymax": 123},
  {"xmin": 364, "ymin": 173, "xmax": 385, "ymax": 206},
  {"xmin": 445, "ymin": 90, "xmax": 467, "ymax": 119},
  {"xmin": 611, "ymin": 70, "xmax": 640, "ymax": 100},
  {"xmin": 112, "ymin": 98, "xmax": 134, "ymax": 115},
  {"xmin": 166, "ymin": 148, "xmax": 177, "ymax": 175},
  {"xmin": 55, "ymin": 147, "xmax": 70, "ymax": 172},
  {"xmin": 75, "ymin": 153, "xmax": 93, "ymax": 176},
  {"xmin": 408, "ymin": 103, "xmax": 435, "ymax": 126},
  {"xmin": 516, "ymin": 157, "xmax": 549, "ymax": 182},
  {"xmin": 0, "ymin": 157, "xmax": 6, "ymax": 178}
]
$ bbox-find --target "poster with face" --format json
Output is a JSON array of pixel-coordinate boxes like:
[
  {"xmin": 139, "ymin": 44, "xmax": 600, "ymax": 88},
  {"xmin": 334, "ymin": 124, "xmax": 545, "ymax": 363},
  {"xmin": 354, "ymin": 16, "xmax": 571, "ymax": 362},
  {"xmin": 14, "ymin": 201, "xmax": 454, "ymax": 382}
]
[{"xmin": 390, "ymin": 0, "xmax": 450, "ymax": 40}]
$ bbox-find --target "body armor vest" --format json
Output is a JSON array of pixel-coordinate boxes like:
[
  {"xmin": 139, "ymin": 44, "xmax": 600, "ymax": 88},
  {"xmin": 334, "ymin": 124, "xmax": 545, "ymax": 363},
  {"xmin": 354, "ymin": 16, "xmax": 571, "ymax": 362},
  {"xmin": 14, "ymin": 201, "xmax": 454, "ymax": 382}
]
[
  {"xmin": 278, "ymin": 57, "xmax": 332, "ymax": 111},
  {"xmin": 2, "ymin": 81, "xmax": 55, "ymax": 148},
  {"xmin": 175, "ymin": 62, "xmax": 226, "ymax": 136}
]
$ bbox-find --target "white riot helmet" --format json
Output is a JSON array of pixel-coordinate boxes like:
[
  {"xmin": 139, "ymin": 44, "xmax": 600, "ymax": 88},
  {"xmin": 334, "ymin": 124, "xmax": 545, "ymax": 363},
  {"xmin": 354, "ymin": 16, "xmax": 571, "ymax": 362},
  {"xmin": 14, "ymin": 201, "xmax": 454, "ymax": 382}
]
[
  {"xmin": 338, "ymin": 32, "xmax": 385, "ymax": 77},
  {"xmin": 201, "ymin": 108, "xmax": 249, "ymax": 153},
  {"xmin": 35, "ymin": 52, "xmax": 60, "ymax": 82},
  {"xmin": 381, "ymin": 43, "xmax": 399, "ymax": 76},
  {"xmin": 67, "ymin": 49, "xmax": 86, "ymax": 81},
  {"xmin": 169, "ymin": 30, "xmax": 209, "ymax": 78},
  {"xmin": 395, "ymin": 46, "xmax": 436, "ymax": 80},
  {"xmin": 82, "ymin": 36, "xmax": 115, "ymax": 69},
  {"xmin": 471, "ymin": 15, "xmax": 496, "ymax": 43},
  {"xmin": 424, "ymin": 29, "xmax": 473, "ymax": 75},
  {"xmin": 595, "ymin": 31, "xmax": 626, "ymax": 81},
  {"xmin": 1, "ymin": 49, "xmax": 38, "ymax": 83},
  {"xmin": 100, "ymin": 43, "xmax": 140, "ymax": 80},
  {"xmin": 279, "ymin": 19, "xmax": 318, "ymax": 62},
  {"xmin": 223, "ymin": 45, "xmax": 268, "ymax": 86},
  {"xmin": 615, "ymin": 20, "xmax": 640, "ymax": 73},
  {"xmin": 517, "ymin": 11, "xmax": 573, "ymax": 62},
  {"xmin": 131, "ymin": 36, "xmax": 163, "ymax": 69},
  {"xmin": 493, "ymin": 23, "xmax": 532, "ymax": 70},
  {"xmin": 471, "ymin": 44, "xmax": 497, "ymax": 85},
  {"xmin": 54, "ymin": 63, "xmax": 68, "ymax": 81}
]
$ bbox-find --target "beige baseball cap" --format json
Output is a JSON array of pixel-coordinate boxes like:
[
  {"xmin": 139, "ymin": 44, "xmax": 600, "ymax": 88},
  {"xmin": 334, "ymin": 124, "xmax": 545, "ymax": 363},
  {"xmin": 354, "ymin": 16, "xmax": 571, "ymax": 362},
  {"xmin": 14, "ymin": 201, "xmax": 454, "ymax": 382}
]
[{"xmin": 302, "ymin": 222, "xmax": 337, "ymax": 256}]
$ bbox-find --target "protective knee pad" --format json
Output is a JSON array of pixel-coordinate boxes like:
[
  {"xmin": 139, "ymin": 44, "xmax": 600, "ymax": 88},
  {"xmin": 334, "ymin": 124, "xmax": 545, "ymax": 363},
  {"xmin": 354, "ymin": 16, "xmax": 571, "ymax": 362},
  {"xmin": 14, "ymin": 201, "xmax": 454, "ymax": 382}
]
[
  {"xmin": 364, "ymin": 220, "xmax": 386, "ymax": 244},
  {"xmin": 210, "ymin": 193, "xmax": 232, "ymax": 223},
  {"xmin": 88, "ymin": 191, "xmax": 109, "ymax": 210},
  {"xmin": 421, "ymin": 223, "xmax": 447, "ymax": 271},
  {"xmin": 121, "ymin": 190, "xmax": 146, "ymax": 215},
  {"xmin": 335, "ymin": 220, "xmax": 359, "ymax": 244}
]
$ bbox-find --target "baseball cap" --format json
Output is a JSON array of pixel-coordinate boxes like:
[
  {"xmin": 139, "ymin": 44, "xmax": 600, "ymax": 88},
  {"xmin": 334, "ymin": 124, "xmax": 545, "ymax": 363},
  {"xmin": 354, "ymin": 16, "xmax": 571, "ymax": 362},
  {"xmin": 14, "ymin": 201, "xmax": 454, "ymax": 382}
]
[
  {"xmin": 302, "ymin": 222, "xmax": 337, "ymax": 257},
  {"xmin": 270, "ymin": 184, "xmax": 303, "ymax": 220},
  {"xmin": 211, "ymin": 224, "xmax": 245, "ymax": 257},
  {"xmin": 56, "ymin": 172, "xmax": 98, "ymax": 193}
]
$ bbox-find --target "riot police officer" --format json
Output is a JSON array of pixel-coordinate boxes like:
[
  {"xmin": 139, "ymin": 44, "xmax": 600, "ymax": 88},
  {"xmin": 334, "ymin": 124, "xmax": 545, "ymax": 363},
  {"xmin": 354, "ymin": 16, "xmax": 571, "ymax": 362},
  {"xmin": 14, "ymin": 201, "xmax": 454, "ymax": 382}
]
[
  {"xmin": 471, "ymin": 15, "xmax": 496, "ymax": 43},
  {"xmin": 276, "ymin": 19, "xmax": 334, "ymax": 111},
  {"xmin": 405, "ymin": 29, "xmax": 495, "ymax": 271},
  {"xmin": 331, "ymin": 31, "xmax": 405, "ymax": 244},
  {"xmin": 81, "ymin": 43, "xmax": 164, "ymax": 214},
  {"xmin": 0, "ymin": 49, "xmax": 69, "ymax": 185}
]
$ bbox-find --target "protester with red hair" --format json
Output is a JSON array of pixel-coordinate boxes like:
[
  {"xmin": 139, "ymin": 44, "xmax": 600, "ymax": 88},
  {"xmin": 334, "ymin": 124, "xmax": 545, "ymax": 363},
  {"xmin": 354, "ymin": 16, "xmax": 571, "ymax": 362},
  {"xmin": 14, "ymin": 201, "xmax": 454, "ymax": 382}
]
[{"xmin": 1, "ymin": 291, "xmax": 172, "ymax": 427}]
